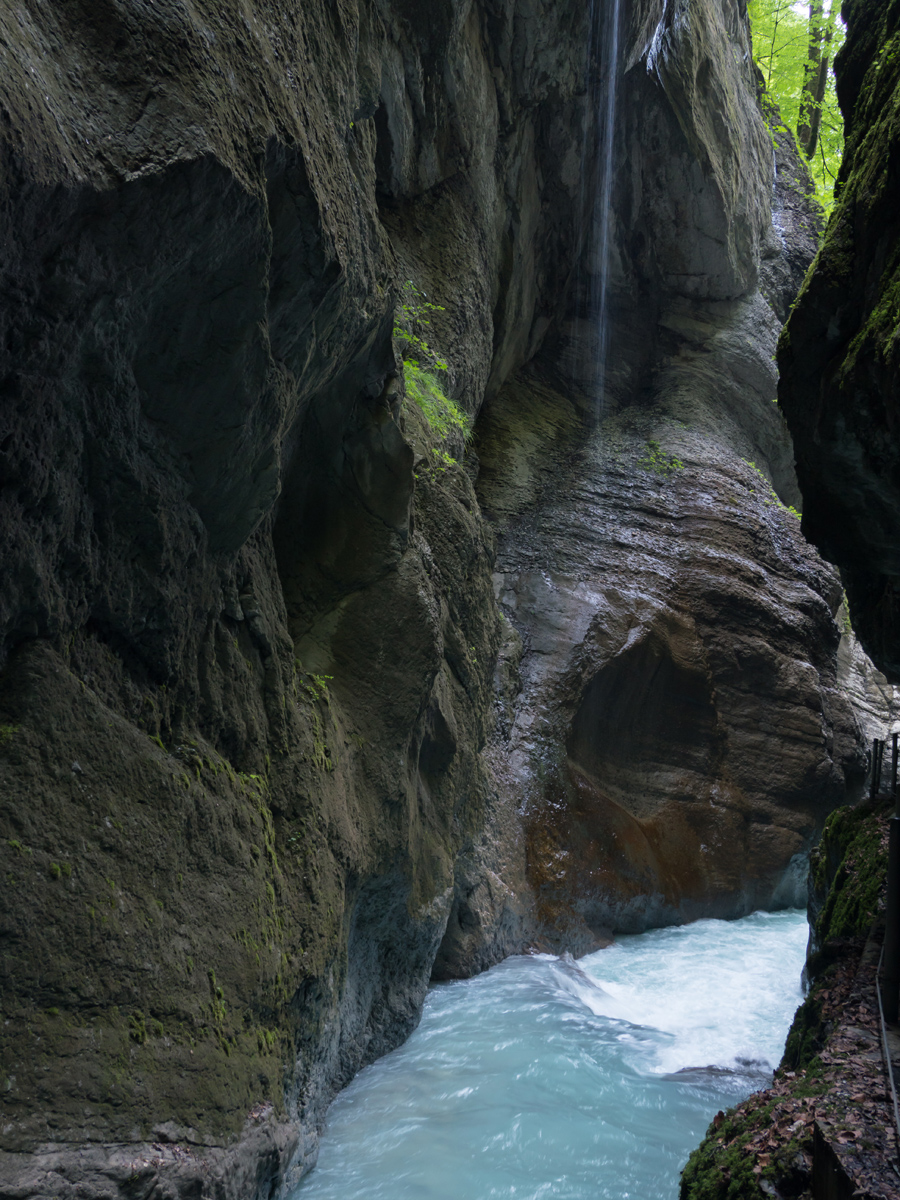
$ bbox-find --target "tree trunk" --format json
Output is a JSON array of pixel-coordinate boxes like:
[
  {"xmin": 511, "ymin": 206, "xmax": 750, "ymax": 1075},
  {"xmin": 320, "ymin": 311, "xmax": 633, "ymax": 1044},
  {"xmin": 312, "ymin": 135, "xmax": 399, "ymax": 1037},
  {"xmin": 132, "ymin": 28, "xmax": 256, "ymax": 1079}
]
[{"xmin": 798, "ymin": 1, "xmax": 834, "ymax": 160}]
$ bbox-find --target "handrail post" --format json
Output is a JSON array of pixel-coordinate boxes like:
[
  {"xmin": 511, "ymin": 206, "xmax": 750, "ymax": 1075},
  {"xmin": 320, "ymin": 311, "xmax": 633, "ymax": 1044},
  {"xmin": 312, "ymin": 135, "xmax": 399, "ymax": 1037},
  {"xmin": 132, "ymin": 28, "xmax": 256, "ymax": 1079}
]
[
  {"xmin": 892, "ymin": 731, "xmax": 898, "ymax": 808},
  {"xmin": 872, "ymin": 738, "xmax": 882, "ymax": 801}
]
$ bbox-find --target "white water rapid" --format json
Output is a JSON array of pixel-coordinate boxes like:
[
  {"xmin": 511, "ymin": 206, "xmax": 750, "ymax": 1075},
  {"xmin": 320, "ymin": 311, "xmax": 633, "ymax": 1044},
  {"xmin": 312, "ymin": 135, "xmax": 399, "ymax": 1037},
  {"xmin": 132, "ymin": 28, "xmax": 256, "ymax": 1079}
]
[{"xmin": 295, "ymin": 909, "xmax": 808, "ymax": 1200}]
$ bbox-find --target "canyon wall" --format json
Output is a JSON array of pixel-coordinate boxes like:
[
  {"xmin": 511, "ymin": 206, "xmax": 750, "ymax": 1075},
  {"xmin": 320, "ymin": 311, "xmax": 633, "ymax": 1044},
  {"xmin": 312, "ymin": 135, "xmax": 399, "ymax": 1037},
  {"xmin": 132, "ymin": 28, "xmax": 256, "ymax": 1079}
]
[
  {"xmin": 683, "ymin": 3, "xmax": 900, "ymax": 1193},
  {"xmin": 0, "ymin": 1, "xmax": 588, "ymax": 1194},
  {"xmin": 0, "ymin": 1, "xmax": 877, "ymax": 1198},
  {"xmin": 779, "ymin": 0, "xmax": 900, "ymax": 681},
  {"xmin": 467, "ymin": 7, "xmax": 870, "ymax": 953}
]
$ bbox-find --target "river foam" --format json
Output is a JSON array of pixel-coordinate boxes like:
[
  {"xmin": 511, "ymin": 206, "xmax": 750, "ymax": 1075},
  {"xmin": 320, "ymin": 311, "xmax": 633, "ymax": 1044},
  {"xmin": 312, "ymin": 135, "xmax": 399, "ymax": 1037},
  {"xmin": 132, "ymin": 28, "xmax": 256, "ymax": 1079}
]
[{"xmin": 295, "ymin": 909, "xmax": 808, "ymax": 1200}]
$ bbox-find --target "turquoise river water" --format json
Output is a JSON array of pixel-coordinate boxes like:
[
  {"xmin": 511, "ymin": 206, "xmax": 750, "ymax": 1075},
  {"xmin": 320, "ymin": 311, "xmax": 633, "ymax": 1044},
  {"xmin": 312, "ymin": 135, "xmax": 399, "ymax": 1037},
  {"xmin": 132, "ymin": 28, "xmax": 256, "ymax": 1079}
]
[{"xmin": 295, "ymin": 909, "xmax": 808, "ymax": 1200}]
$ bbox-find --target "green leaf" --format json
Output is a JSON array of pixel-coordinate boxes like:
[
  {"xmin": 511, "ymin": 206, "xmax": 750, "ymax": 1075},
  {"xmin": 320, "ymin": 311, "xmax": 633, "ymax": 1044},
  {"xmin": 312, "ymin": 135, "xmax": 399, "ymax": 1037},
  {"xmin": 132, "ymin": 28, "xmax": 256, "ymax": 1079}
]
[{"xmin": 748, "ymin": 0, "xmax": 845, "ymax": 216}]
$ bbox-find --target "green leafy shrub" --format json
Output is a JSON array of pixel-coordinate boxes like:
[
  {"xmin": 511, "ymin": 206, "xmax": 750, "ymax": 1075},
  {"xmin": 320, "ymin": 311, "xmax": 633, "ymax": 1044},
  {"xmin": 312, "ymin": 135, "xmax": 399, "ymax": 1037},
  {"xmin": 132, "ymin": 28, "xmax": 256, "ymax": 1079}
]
[
  {"xmin": 393, "ymin": 280, "xmax": 448, "ymax": 372},
  {"xmin": 404, "ymin": 362, "xmax": 471, "ymax": 442},
  {"xmin": 638, "ymin": 440, "xmax": 683, "ymax": 477},
  {"xmin": 392, "ymin": 280, "xmax": 471, "ymax": 466}
]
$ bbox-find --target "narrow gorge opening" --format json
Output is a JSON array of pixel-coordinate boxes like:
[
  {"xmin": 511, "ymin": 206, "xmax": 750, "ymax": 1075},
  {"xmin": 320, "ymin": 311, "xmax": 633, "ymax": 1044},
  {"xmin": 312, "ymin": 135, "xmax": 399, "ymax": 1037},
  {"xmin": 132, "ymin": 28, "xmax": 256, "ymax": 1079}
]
[{"xmin": 1, "ymin": 0, "xmax": 897, "ymax": 1199}]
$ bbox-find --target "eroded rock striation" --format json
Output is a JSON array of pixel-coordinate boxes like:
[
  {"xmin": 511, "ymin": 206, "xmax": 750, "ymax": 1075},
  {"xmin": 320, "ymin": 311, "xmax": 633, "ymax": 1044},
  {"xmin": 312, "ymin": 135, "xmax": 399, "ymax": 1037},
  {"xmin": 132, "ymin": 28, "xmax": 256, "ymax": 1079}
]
[
  {"xmin": 0, "ymin": 0, "xmax": 879, "ymax": 1197},
  {"xmin": 473, "ymin": 4, "xmax": 869, "ymax": 950}
]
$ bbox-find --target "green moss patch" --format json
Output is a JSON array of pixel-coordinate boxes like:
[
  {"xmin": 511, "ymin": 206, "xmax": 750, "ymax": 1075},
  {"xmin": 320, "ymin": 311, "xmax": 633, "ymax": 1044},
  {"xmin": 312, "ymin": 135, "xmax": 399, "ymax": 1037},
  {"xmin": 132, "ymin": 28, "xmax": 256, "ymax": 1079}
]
[{"xmin": 811, "ymin": 800, "xmax": 889, "ymax": 945}]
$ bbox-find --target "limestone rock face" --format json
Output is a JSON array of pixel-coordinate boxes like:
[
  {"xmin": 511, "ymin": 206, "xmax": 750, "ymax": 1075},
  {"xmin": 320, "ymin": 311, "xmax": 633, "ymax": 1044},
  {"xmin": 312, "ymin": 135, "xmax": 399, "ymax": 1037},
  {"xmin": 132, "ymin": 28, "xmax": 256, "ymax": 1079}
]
[
  {"xmin": 778, "ymin": 0, "xmax": 900, "ymax": 680},
  {"xmin": 642, "ymin": 0, "xmax": 772, "ymax": 299},
  {"xmin": 470, "ymin": 4, "xmax": 867, "ymax": 950},
  {"xmin": 836, "ymin": 609, "xmax": 900, "ymax": 750},
  {"xmin": 478, "ymin": 359, "xmax": 864, "ymax": 947}
]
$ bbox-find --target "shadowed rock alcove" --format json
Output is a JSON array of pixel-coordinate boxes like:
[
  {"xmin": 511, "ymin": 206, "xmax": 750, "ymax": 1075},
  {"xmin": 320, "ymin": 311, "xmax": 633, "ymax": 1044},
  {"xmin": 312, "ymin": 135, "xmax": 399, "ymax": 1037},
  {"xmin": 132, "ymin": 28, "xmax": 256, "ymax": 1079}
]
[{"xmin": 567, "ymin": 631, "xmax": 720, "ymax": 820}]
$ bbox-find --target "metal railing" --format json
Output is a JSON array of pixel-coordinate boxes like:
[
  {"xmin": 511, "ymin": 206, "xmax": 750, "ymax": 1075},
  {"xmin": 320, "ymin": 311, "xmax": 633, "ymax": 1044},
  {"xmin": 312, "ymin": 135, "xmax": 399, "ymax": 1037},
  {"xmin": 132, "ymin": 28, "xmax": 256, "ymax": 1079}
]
[
  {"xmin": 869, "ymin": 732, "xmax": 899, "ymax": 802},
  {"xmin": 867, "ymin": 734, "xmax": 900, "ymax": 1167},
  {"xmin": 875, "ymin": 734, "xmax": 900, "ymax": 1021}
]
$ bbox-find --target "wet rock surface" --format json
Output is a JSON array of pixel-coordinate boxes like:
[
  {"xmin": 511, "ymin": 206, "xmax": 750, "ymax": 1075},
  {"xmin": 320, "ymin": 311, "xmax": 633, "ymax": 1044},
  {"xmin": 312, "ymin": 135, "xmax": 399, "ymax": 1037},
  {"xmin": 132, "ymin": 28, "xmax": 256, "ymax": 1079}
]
[
  {"xmin": 473, "ymin": 14, "xmax": 867, "ymax": 948},
  {"xmin": 0, "ymin": 0, "xmax": 590, "ymax": 1194},
  {"xmin": 479, "ymin": 356, "xmax": 865, "ymax": 946},
  {"xmin": 836, "ymin": 617, "xmax": 900, "ymax": 748}
]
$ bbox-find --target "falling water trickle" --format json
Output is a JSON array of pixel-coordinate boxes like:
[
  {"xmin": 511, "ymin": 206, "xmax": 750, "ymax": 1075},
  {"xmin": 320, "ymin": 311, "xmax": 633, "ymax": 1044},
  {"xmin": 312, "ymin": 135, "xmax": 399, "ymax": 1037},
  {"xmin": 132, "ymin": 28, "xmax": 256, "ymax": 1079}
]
[{"xmin": 584, "ymin": 0, "xmax": 623, "ymax": 414}]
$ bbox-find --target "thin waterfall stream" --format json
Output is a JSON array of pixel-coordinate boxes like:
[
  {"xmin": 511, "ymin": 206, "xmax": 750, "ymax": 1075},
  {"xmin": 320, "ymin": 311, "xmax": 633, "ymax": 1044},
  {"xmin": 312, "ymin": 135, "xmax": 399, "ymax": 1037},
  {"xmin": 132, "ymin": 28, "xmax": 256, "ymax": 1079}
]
[
  {"xmin": 579, "ymin": 0, "xmax": 622, "ymax": 412},
  {"xmin": 295, "ymin": 909, "xmax": 808, "ymax": 1199},
  {"xmin": 593, "ymin": 0, "xmax": 621, "ymax": 410}
]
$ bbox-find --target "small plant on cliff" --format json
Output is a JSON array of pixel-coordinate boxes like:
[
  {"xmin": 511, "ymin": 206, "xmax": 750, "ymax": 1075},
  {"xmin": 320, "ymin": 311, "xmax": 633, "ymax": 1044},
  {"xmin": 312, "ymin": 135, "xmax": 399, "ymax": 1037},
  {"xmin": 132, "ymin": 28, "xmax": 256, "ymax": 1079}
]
[
  {"xmin": 744, "ymin": 459, "xmax": 802, "ymax": 520},
  {"xmin": 292, "ymin": 662, "xmax": 335, "ymax": 771},
  {"xmin": 208, "ymin": 969, "xmax": 227, "ymax": 1024},
  {"xmin": 638, "ymin": 440, "xmax": 683, "ymax": 477},
  {"xmin": 129, "ymin": 1011, "xmax": 147, "ymax": 1044},
  {"xmin": 393, "ymin": 281, "xmax": 471, "ymax": 465},
  {"xmin": 303, "ymin": 673, "xmax": 333, "ymax": 705},
  {"xmin": 393, "ymin": 280, "xmax": 447, "ymax": 373},
  {"xmin": 403, "ymin": 362, "xmax": 470, "ymax": 444}
]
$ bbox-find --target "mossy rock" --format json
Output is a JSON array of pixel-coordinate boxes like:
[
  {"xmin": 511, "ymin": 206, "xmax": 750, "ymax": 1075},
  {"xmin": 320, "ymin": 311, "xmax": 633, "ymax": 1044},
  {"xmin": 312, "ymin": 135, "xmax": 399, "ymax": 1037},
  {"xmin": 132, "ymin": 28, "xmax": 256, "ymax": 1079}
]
[
  {"xmin": 680, "ymin": 1107, "xmax": 768, "ymax": 1200},
  {"xmin": 682, "ymin": 800, "xmax": 889, "ymax": 1199},
  {"xmin": 782, "ymin": 991, "xmax": 823, "ymax": 1071},
  {"xmin": 811, "ymin": 800, "xmax": 889, "ymax": 947}
]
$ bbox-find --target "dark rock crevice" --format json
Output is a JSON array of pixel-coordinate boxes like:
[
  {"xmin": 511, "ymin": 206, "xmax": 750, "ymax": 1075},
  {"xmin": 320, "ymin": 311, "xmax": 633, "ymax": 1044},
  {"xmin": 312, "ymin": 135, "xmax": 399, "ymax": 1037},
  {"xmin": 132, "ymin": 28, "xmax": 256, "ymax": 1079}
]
[{"xmin": 567, "ymin": 631, "xmax": 724, "ymax": 818}]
